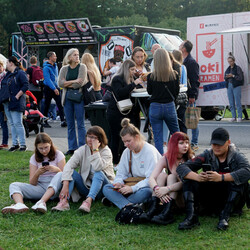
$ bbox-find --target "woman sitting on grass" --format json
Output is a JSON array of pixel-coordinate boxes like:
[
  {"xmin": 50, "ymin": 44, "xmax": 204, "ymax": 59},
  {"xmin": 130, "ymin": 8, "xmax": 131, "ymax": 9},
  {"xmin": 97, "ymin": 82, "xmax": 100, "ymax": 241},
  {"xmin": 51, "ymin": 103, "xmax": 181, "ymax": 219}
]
[
  {"xmin": 51, "ymin": 126, "xmax": 115, "ymax": 213},
  {"xmin": 2, "ymin": 133, "xmax": 65, "ymax": 214},
  {"xmin": 102, "ymin": 118, "xmax": 161, "ymax": 209},
  {"xmin": 139, "ymin": 132, "xmax": 194, "ymax": 224}
]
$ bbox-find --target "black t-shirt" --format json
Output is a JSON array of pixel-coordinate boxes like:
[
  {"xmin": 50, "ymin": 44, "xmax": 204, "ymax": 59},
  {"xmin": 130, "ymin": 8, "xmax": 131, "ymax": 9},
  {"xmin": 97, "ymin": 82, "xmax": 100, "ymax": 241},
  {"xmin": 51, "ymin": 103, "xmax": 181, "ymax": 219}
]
[{"xmin": 218, "ymin": 160, "xmax": 230, "ymax": 174}]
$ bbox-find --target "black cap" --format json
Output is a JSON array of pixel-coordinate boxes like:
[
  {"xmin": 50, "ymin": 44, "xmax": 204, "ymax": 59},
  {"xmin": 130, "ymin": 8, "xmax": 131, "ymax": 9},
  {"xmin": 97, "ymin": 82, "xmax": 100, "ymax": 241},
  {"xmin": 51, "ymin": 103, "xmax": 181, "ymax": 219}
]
[{"xmin": 210, "ymin": 128, "xmax": 229, "ymax": 145}]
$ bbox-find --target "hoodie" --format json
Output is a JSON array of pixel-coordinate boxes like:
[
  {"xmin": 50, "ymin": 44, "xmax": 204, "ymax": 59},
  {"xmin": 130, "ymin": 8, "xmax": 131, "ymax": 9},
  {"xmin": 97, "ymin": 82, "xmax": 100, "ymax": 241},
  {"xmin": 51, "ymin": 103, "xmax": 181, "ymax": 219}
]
[{"xmin": 43, "ymin": 61, "xmax": 58, "ymax": 90}]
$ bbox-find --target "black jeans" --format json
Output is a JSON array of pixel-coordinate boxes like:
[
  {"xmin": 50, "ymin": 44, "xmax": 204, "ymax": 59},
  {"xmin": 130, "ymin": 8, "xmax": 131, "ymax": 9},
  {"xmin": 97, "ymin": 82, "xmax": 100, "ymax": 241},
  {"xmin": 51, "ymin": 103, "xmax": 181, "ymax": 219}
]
[
  {"xmin": 183, "ymin": 180, "xmax": 247, "ymax": 215},
  {"xmin": 43, "ymin": 86, "xmax": 65, "ymax": 121},
  {"xmin": 177, "ymin": 104, "xmax": 187, "ymax": 134}
]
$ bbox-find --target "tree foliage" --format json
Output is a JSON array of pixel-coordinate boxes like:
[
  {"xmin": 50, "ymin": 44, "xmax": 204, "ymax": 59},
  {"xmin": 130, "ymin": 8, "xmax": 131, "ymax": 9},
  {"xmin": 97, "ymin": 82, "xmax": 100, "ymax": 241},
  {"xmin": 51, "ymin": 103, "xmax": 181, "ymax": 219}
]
[{"xmin": 0, "ymin": 0, "xmax": 249, "ymax": 56}]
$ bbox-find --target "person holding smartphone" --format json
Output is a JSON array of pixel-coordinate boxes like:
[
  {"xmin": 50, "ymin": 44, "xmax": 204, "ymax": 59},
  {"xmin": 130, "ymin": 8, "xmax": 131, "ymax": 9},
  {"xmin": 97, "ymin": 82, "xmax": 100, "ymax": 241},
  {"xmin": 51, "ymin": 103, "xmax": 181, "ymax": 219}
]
[
  {"xmin": 2, "ymin": 133, "xmax": 65, "ymax": 214},
  {"xmin": 177, "ymin": 128, "xmax": 250, "ymax": 231}
]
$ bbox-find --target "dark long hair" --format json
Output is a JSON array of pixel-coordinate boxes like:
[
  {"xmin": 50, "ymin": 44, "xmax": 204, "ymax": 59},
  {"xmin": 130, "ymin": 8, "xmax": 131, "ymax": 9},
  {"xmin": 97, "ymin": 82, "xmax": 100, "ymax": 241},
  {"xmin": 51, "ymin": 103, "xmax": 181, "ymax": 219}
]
[
  {"xmin": 34, "ymin": 133, "xmax": 56, "ymax": 162},
  {"xmin": 8, "ymin": 56, "xmax": 25, "ymax": 71},
  {"xmin": 165, "ymin": 132, "xmax": 194, "ymax": 171}
]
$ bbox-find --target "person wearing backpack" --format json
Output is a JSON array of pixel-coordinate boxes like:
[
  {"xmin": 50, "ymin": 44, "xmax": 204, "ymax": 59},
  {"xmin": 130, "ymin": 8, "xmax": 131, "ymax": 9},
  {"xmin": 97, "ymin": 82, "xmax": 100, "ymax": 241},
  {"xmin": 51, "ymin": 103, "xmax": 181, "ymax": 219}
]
[{"xmin": 26, "ymin": 56, "xmax": 44, "ymax": 109}]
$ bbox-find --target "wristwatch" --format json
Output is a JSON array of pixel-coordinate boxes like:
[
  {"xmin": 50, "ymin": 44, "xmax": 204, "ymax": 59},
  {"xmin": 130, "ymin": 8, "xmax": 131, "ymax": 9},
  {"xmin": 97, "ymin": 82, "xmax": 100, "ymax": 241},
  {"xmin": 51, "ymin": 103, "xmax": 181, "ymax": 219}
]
[{"xmin": 92, "ymin": 148, "xmax": 99, "ymax": 152}]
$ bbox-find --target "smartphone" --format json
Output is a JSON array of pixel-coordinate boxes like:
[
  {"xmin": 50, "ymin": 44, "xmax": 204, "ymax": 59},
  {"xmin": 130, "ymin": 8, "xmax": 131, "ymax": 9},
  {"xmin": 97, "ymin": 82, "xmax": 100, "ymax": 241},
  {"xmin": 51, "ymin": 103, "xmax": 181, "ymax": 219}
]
[
  {"xmin": 42, "ymin": 161, "xmax": 49, "ymax": 166},
  {"xmin": 202, "ymin": 163, "xmax": 212, "ymax": 172}
]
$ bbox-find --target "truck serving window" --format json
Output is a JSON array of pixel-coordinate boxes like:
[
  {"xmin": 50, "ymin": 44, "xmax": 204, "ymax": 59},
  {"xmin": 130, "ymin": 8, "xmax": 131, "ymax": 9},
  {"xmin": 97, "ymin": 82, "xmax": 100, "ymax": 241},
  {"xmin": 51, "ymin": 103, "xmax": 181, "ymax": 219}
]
[{"xmin": 151, "ymin": 33, "xmax": 183, "ymax": 52}]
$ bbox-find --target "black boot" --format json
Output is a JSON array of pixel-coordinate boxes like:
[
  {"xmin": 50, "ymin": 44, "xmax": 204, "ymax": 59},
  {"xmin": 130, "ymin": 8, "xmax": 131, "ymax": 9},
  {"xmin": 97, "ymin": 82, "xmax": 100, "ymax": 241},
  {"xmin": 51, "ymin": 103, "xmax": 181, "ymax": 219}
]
[
  {"xmin": 151, "ymin": 199, "xmax": 175, "ymax": 225},
  {"xmin": 178, "ymin": 191, "xmax": 200, "ymax": 230},
  {"xmin": 139, "ymin": 196, "xmax": 160, "ymax": 222},
  {"xmin": 217, "ymin": 191, "xmax": 240, "ymax": 230}
]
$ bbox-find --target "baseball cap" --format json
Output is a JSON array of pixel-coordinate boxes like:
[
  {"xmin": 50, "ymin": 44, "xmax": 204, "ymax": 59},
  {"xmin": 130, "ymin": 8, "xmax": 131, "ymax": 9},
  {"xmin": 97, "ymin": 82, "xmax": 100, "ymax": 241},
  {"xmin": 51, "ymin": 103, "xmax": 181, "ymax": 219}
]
[{"xmin": 210, "ymin": 128, "xmax": 229, "ymax": 145}]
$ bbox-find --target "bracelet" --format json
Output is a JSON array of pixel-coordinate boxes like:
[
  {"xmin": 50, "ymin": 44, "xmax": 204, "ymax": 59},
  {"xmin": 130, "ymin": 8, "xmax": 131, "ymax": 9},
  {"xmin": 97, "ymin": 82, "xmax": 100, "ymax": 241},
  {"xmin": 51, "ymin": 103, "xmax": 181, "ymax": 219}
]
[
  {"xmin": 153, "ymin": 185, "xmax": 159, "ymax": 191},
  {"xmin": 221, "ymin": 174, "xmax": 225, "ymax": 182},
  {"xmin": 167, "ymin": 186, "xmax": 171, "ymax": 192},
  {"xmin": 92, "ymin": 148, "xmax": 99, "ymax": 152}
]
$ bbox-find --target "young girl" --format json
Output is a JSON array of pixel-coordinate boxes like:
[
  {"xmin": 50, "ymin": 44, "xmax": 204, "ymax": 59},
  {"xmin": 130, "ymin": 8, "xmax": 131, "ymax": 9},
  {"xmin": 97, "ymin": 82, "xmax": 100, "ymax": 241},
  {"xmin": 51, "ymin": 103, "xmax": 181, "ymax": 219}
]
[
  {"xmin": 140, "ymin": 132, "xmax": 194, "ymax": 224},
  {"xmin": 103, "ymin": 118, "xmax": 161, "ymax": 209},
  {"xmin": 2, "ymin": 133, "xmax": 65, "ymax": 214}
]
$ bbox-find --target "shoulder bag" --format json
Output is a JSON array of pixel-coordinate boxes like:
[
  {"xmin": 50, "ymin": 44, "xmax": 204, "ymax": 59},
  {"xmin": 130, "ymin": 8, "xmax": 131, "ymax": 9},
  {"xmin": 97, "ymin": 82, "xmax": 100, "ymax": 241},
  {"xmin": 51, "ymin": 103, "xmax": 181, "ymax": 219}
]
[
  {"xmin": 67, "ymin": 88, "xmax": 83, "ymax": 103},
  {"xmin": 82, "ymin": 81, "xmax": 96, "ymax": 105},
  {"xmin": 124, "ymin": 151, "xmax": 145, "ymax": 186},
  {"xmin": 112, "ymin": 92, "xmax": 133, "ymax": 115}
]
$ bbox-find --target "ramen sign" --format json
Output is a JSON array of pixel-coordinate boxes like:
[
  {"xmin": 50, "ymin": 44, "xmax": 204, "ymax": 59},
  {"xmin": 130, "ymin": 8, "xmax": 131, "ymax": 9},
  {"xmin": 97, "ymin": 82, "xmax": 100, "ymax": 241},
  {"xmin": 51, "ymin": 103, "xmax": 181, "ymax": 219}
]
[
  {"xmin": 196, "ymin": 33, "xmax": 224, "ymax": 83},
  {"xmin": 17, "ymin": 18, "xmax": 96, "ymax": 46}
]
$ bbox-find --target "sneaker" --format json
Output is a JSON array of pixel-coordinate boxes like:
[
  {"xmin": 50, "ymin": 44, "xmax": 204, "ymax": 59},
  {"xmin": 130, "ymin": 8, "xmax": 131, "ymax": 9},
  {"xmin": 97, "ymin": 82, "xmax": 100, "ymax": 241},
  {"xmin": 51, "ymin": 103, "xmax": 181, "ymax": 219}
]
[
  {"xmin": 51, "ymin": 199, "xmax": 70, "ymax": 211},
  {"xmin": 40, "ymin": 117, "xmax": 49, "ymax": 124},
  {"xmin": 61, "ymin": 121, "xmax": 67, "ymax": 127},
  {"xmin": 79, "ymin": 200, "xmax": 91, "ymax": 213},
  {"xmin": 19, "ymin": 145, "xmax": 27, "ymax": 152},
  {"xmin": 65, "ymin": 150, "xmax": 75, "ymax": 156},
  {"xmin": 2, "ymin": 203, "xmax": 29, "ymax": 214},
  {"xmin": 43, "ymin": 121, "xmax": 51, "ymax": 128},
  {"xmin": 31, "ymin": 200, "xmax": 47, "ymax": 213},
  {"xmin": 230, "ymin": 118, "xmax": 236, "ymax": 122},
  {"xmin": 237, "ymin": 118, "xmax": 242, "ymax": 123},
  {"xmin": 8, "ymin": 145, "xmax": 19, "ymax": 152},
  {"xmin": 191, "ymin": 144, "xmax": 199, "ymax": 151},
  {"xmin": 101, "ymin": 197, "xmax": 113, "ymax": 207},
  {"xmin": 0, "ymin": 144, "xmax": 8, "ymax": 150}
]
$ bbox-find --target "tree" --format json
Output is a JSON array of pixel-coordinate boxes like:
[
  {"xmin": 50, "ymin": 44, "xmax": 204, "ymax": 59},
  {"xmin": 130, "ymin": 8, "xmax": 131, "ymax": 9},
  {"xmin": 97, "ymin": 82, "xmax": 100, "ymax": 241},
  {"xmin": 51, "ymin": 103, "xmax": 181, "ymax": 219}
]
[{"xmin": 109, "ymin": 14, "xmax": 149, "ymax": 26}]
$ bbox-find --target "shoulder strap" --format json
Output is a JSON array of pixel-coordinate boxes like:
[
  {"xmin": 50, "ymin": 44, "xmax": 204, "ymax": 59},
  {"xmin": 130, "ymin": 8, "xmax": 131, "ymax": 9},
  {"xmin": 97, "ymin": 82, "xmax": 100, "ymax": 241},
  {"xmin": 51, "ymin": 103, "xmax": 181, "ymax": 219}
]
[
  {"xmin": 164, "ymin": 82, "xmax": 175, "ymax": 102},
  {"xmin": 129, "ymin": 150, "xmax": 133, "ymax": 176}
]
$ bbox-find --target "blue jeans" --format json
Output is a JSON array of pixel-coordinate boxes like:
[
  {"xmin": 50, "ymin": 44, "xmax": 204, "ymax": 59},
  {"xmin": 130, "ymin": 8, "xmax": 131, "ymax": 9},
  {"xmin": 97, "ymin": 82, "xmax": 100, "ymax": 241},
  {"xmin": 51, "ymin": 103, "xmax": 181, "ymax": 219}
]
[
  {"xmin": 149, "ymin": 102, "xmax": 179, "ymax": 154},
  {"xmin": 103, "ymin": 184, "xmax": 152, "ymax": 209},
  {"xmin": 3, "ymin": 103, "xmax": 26, "ymax": 146},
  {"xmin": 68, "ymin": 170, "xmax": 110, "ymax": 200},
  {"xmin": 0, "ymin": 111, "xmax": 8, "ymax": 145},
  {"xmin": 189, "ymin": 103, "xmax": 199, "ymax": 145},
  {"xmin": 64, "ymin": 94, "xmax": 86, "ymax": 150},
  {"xmin": 227, "ymin": 83, "xmax": 242, "ymax": 119}
]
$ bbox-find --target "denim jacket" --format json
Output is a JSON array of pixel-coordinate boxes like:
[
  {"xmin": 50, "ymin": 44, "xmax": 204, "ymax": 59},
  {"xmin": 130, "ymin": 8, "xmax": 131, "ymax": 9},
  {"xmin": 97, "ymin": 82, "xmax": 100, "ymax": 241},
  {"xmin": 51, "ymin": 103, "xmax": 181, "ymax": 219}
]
[{"xmin": 224, "ymin": 64, "xmax": 244, "ymax": 88}]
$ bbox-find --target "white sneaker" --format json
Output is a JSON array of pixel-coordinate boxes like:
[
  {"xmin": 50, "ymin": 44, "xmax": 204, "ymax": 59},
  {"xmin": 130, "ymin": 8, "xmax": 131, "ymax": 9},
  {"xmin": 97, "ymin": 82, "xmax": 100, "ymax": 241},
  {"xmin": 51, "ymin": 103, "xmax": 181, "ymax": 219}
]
[
  {"xmin": 31, "ymin": 200, "xmax": 47, "ymax": 213},
  {"xmin": 2, "ymin": 203, "xmax": 29, "ymax": 214},
  {"xmin": 230, "ymin": 118, "xmax": 236, "ymax": 122},
  {"xmin": 237, "ymin": 118, "xmax": 242, "ymax": 122}
]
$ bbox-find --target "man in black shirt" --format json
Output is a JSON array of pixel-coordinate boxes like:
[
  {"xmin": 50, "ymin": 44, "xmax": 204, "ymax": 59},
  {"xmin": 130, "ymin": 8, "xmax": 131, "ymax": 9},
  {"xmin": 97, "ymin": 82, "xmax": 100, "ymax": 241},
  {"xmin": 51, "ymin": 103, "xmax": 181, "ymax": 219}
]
[{"xmin": 177, "ymin": 127, "xmax": 250, "ymax": 230}]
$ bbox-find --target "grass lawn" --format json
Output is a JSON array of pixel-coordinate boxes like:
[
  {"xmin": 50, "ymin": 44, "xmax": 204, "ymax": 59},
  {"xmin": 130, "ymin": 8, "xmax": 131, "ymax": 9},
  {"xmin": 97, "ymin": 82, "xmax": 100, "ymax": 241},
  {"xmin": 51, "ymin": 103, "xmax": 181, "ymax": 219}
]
[{"xmin": 0, "ymin": 151, "xmax": 249, "ymax": 249}]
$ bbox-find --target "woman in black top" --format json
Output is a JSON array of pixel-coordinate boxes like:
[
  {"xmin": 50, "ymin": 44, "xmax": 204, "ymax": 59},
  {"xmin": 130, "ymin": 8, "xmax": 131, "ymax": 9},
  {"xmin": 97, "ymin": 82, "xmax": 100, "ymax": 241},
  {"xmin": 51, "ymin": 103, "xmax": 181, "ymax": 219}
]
[
  {"xmin": 107, "ymin": 59, "xmax": 142, "ymax": 164},
  {"xmin": 147, "ymin": 48, "xmax": 180, "ymax": 155}
]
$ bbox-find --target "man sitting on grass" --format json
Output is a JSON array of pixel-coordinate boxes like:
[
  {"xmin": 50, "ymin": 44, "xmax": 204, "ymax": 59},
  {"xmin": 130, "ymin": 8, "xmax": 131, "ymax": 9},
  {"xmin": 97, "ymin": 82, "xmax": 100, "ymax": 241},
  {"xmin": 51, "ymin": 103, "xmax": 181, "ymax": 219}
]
[{"xmin": 177, "ymin": 127, "xmax": 250, "ymax": 230}]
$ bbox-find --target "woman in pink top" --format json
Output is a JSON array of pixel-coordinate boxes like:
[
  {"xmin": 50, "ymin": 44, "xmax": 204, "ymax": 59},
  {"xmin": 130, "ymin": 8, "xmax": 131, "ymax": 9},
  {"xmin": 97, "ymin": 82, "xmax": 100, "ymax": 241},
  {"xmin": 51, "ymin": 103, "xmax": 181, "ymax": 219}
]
[{"xmin": 2, "ymin": 133, "xmax": 65, "ymax": 214}]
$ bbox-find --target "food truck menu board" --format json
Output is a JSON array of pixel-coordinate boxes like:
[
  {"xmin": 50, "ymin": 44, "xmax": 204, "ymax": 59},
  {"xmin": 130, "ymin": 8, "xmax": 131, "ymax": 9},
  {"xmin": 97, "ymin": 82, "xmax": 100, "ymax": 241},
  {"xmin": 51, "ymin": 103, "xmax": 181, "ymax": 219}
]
[{"xmin": 17, "ymin": 18, "xmax": 96, "ymax": 46}]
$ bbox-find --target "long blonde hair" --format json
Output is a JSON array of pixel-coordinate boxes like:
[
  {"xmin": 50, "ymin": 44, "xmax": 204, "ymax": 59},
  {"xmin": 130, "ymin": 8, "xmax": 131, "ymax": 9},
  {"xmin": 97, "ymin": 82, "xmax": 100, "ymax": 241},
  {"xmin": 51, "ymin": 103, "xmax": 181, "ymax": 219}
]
[
  {"xmin": 81, "ymin": 53, "xmax": 101, "ymax": 90},
  {"xmin": 115, "ymin": 59, "xmax": 135, "ymax": 85},
  {"xmin": 151, "ymin": 48, "xmax": 176, "ymax": 82},
  {"xmin": 63, "ymin": 48, "xmax": 79, "ymax": 66}
]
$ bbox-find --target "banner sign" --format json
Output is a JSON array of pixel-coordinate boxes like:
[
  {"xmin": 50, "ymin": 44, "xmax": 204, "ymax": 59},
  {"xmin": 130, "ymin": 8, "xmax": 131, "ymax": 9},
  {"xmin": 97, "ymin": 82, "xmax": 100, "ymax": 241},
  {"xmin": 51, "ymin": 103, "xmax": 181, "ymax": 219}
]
[{"xmin": 17, "ymin": 18, "xmax": 96, "ymax": 46}]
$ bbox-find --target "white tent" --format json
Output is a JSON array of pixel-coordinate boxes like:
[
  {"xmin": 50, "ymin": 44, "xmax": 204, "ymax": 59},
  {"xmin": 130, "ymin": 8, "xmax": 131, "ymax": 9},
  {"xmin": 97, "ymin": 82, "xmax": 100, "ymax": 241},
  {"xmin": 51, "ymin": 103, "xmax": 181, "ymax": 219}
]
[{"xmin": 216, "ymin": 25, "xmax": 250, "ymax": 35}]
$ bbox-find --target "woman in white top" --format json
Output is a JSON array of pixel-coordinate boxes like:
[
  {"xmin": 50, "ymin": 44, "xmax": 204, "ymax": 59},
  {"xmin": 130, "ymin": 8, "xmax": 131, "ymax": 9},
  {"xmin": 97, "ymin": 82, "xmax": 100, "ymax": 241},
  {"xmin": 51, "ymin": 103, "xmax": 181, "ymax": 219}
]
[
  {"xmin": 2, "ymin": 133, "xmax": 65, "ymax": 214},
  {"xmin": 103, "ymin": 118, "xmax": 161, "ymax": 209}
]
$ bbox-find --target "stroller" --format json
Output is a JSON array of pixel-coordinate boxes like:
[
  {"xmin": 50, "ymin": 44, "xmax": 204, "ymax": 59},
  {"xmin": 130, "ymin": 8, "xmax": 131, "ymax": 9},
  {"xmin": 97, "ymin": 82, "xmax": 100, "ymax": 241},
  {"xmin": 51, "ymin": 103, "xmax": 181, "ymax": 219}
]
[{"xmin": 23, "ymin": 91, "xmax": 45, "ymax": 138}]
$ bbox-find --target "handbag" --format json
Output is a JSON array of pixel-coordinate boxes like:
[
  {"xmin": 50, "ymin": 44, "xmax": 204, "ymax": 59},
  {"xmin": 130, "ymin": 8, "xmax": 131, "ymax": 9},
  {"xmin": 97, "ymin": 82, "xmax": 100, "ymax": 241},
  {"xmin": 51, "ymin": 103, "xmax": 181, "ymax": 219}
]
[
  {"xmin": 82, "ymin": 81, "xmax": 96, "ymax": 105},
  {"xmin": 175, "ymin": 92, "xmax": 188, "ymax": 106},
  {"xmin": 112, "ymin": 92, "xmax": 133, "ymax": 115},
  {"xmin": 185, "ymin": 106, "xmax": 201, "ymax": 129},
  {"xmin": 67, "ymin": 88, "xmax": 83, "ymax": 103},
  {"xmin": 124, "ymin": 151, "xmax": 145, "ymax": 186}
]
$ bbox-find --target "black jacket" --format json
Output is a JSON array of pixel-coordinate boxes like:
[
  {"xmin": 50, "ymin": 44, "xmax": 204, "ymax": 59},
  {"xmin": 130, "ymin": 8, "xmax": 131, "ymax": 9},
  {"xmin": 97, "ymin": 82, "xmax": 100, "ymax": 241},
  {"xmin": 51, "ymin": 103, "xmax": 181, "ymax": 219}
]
[
  {"xmin": 1, "ymin": 68, "xmax": 28, "ymax": 112},
  {"xmin": 183, "ymin": 54, "xmax": 200, "ymax": 100},
  {"xmin": 224, "ymin": 64, "xmax": 244, "ymax": 88},
  {"xmin": 177, "ymin": 144, "xmax": 250, "ymax": 186}
]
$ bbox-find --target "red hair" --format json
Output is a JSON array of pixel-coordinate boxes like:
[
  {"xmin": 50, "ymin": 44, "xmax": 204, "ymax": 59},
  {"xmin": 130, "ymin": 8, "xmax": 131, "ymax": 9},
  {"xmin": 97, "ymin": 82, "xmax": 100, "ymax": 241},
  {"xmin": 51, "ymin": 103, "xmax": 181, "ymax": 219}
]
[{"xmin": 165, "ymin": 132, "xmax": 193, "ymax": 171}]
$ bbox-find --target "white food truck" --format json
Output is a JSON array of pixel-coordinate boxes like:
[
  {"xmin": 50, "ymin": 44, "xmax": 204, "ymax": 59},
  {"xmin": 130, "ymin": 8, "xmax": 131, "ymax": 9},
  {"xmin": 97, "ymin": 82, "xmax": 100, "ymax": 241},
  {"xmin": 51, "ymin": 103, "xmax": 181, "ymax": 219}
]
[{"xmin": 187, "ymin": 11, "xmax": 250, "ymax": 120}]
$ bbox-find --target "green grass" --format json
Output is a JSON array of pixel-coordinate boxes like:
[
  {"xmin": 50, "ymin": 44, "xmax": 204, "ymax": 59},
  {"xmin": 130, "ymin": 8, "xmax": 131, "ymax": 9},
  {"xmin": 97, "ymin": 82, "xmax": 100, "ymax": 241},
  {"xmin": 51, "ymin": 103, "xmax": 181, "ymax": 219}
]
[
  {"xmin": 0, "ymin": 151, "xmax": 249, "ymax": 249},
  {"xmin": 216, "ymin": 108, "xmax": 250, "ymax": 119}
]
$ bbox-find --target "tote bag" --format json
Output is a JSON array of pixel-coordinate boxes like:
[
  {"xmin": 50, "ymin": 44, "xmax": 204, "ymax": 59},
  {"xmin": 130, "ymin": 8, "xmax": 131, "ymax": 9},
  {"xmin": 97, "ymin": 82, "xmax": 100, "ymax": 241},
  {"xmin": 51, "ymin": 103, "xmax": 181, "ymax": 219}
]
[{"xmin": 185, "ymin": 106, "xmax": 201, "ymax": 129}]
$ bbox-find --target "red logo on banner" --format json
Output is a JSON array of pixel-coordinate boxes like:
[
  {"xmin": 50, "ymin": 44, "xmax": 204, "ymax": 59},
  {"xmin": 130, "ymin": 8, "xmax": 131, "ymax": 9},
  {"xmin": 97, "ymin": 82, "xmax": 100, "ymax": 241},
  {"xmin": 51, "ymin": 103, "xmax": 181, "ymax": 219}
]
[
  {"xmin": 200, "ymin": 23, "xmax": 205, "ymax": 29},
  {"xmin": 202, "ymin": 39, "xmax": 217, "ymax": 58}
]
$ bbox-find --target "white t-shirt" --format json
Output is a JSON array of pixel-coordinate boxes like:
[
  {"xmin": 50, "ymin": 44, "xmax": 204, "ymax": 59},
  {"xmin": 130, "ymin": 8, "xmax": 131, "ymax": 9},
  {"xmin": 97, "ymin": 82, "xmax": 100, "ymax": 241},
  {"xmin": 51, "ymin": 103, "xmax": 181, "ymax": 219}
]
[{"xmin": 29, "ymin": 150, "xmax": 65, "ymax": 179}]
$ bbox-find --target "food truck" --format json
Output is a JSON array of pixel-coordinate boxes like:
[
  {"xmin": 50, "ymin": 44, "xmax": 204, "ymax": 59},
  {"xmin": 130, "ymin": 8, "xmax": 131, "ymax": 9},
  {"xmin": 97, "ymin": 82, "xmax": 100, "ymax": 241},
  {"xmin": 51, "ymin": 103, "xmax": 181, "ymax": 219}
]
[
  {"xmin": 187, "ymin": 11, "xmax": 250, "ymax": 120},
  {"xmin": 10, "ymin": 18, "xmax": 183, "ymax": 71}
]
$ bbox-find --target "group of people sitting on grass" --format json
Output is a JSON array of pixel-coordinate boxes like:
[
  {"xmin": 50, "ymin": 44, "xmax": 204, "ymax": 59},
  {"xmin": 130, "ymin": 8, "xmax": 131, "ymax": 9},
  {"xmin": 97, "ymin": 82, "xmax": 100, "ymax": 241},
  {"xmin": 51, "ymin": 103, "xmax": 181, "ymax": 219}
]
[{"xmin": 2, "ymin": 118, "xmax": 250, "ymax": 231}]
